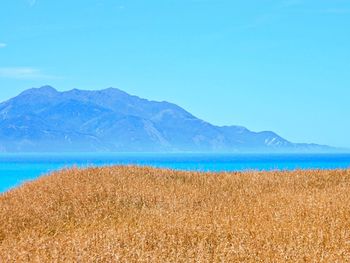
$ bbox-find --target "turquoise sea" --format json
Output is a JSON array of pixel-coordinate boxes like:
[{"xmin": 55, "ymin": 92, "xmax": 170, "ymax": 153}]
[{"xmin": 0, "ymin": 153, "xmax": 350, "ymax": 193}]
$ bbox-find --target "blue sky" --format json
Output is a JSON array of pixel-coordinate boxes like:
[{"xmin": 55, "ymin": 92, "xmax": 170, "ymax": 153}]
[{"xmin": 0, "ymin": 0, "xmax": 349, "ymax": 148}]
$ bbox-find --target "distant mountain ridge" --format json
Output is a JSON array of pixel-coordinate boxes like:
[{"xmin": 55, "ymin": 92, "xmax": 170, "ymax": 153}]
[{"xmin": 0, "ymin": 86, "xmax": 332, "ymax": 152}]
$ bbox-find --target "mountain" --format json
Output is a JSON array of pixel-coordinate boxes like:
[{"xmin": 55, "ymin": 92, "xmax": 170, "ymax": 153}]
[{"xmin": 0, "ymin": 86, "xmax": 332, "ymax": 152}]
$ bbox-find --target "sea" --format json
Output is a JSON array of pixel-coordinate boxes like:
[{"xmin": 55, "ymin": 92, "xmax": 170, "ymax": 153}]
[{"xmin": 0, "ymin": 153, "xmax": 350, "ymax": 193}]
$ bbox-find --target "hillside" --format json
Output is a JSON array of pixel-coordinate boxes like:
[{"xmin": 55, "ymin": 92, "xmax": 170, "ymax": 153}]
[
  {"xmin": 0, "ymin": 167, "xmax": 349, "ymax": 261},
  {"xmin": 0, "ymin": 86, "xmax": 331, "ymax": 152}
]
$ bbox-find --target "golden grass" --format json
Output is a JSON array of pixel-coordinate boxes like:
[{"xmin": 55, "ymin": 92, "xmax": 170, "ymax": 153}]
[{"xmin": 0, "ymin": 166, "xmax": 350, "ymax": 262}]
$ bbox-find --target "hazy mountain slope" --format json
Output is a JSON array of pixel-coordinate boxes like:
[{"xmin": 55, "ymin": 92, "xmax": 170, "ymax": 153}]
[{"xmin": 0, "ymin": 86, "xmax": 331, "ymax": 152}]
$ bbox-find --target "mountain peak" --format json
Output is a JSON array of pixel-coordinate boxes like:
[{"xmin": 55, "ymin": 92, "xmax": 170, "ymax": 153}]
[
  {"xmin": 20, "ymin": 85, "xmax": 58, "ymax": 97},
  {"xmin": 39, "ymin": 85, "xmax": 57, "ymax": 92},
  {"xmin": 100, "ymin": 87, "xmax": 132, "ymax": 97},
  {"xmin": 59, "ymin": 87, "xmax": 131, "ymax": 97}
]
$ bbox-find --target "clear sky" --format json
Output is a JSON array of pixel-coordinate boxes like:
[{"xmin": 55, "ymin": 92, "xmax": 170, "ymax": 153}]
[{"xmin": 0, "ymin": 0, "xmax": 349, "ymax": 148}]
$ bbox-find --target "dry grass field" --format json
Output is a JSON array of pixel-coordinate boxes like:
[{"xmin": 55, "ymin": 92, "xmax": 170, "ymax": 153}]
[{"xmin": 0, "ymin": 166, "xmax": 349, "ymax": 262}]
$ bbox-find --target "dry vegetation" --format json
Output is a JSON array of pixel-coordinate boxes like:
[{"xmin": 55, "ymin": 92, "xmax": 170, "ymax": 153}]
[{"xmin": 0, "ymin": 166, "xmax": 350, "ymax": 262}]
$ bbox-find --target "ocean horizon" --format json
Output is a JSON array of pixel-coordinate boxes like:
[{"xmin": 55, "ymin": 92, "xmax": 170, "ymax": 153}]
[{"xmin": 1, "ymin": 152, "xmax": 350, "ymax": 193}]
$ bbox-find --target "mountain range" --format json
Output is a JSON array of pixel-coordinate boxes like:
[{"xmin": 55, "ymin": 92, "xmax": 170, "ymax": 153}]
[{"xmin": 0, "ymin": 86, "xmax": 332, "ymax": 152}]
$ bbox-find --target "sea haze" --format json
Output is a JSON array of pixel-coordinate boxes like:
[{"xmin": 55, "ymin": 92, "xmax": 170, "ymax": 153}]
[
  {"xmin": 1, "ymin": 153, "xmax": 350, "ymax": 192},
  {"xmin": 0, "ymin": 86, "xmax": 335, "ymax": 152}
]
